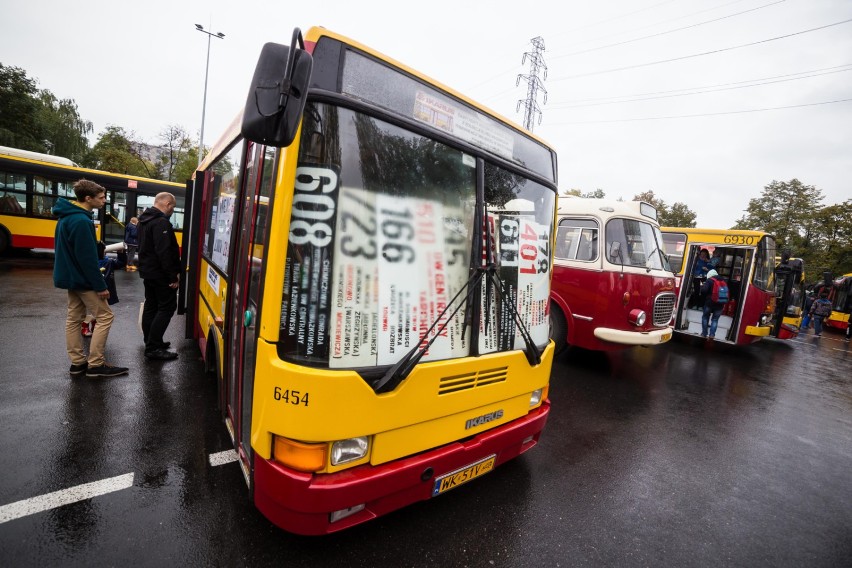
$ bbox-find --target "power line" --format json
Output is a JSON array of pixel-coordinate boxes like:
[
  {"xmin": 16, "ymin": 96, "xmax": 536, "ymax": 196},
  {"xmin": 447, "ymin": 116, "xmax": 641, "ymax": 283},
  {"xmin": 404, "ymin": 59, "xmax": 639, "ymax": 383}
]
[
  {"xmin": 463, "ymin": 0, "xmax": 756, "ymax": 93},
  {"xmin": 558, "ymin": 0, "xmax": 753, "ymax": 48},
  {"xmin": 548, "ymin": 65, "xmax": 852, "ymax": 108},
  {"xmin": 548, "ymin": 97, "xmax": 852, "ymax": 125},
  {"xmin": 468, "ymin": 0, "xmax": 772, "ymax": 98},
  {"xmin": 552, "ymin": 18, "xmax": 852, "ymax": 81},
  {"xmin": 550, "ymin": 0, "xmax": 785, "ymax": 59}
]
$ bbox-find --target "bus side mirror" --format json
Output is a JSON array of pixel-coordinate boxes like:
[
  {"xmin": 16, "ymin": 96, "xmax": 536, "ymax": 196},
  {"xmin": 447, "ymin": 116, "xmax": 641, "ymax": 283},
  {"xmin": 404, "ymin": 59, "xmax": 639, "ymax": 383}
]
[{"xmin": 241, "ymin": 29, "xmax": 313, "ymax": 148}]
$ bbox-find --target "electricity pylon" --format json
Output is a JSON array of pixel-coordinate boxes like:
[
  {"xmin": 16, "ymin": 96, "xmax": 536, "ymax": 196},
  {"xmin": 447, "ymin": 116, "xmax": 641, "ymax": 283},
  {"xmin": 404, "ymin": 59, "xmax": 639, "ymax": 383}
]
[{"xmin": 516, "ymin": 37, "xmax": 548, "ymax": 132}]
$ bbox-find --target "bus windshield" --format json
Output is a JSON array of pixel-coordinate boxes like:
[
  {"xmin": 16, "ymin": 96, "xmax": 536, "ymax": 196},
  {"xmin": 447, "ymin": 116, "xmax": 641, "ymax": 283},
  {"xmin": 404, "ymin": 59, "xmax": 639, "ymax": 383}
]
[
  {"xmin": 605, "ymin": 217, "xmax": 670, "ymax": 271},
  {"xmin": 278, "ymin": 102, "xmax": 554, "ymax": 370}
]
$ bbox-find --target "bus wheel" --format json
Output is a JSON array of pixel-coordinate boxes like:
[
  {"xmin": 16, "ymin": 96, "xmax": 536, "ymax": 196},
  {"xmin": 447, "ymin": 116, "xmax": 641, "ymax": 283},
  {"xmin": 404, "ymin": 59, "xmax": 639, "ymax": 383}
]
[
  {"xmin": 0, "ymin": 228, "xmax": 9, "ymax": 255},
  {"xmin": 549, "ymin": 301, "xmax": 568, "ymax": 355}
]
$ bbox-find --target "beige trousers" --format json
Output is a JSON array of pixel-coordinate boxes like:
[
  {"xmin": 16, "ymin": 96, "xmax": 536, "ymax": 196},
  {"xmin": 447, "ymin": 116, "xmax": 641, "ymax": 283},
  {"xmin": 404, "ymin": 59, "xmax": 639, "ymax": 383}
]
[{"xmin": 65, "ymin": 290, "xmax": 114, "ymax": 367}]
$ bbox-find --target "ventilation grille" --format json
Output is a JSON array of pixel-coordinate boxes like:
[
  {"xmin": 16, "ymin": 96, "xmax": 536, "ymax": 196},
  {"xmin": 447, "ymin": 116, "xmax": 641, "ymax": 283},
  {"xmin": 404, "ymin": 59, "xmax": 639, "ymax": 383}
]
[
  {"xmin": 438, "ymin": 366, "xmax": 508, "ymax": 395},
  {"xmin": 654, "ymin": 292, "xmax": 677, "ymax": 326}
]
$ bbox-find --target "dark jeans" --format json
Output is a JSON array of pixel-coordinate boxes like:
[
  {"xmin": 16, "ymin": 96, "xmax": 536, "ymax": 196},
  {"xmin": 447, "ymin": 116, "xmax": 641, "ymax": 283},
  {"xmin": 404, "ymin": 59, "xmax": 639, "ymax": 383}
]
[
  {"xmin": 813, "ymin": 315, "xmax": 825, "ymax": 336},
  {"xmin": 702, "ymin": 303, "xmax": 724, "ymax": 337},
  {"xmin": 142, "ymin": 278, "xmax": 177, "ymax": 351}
]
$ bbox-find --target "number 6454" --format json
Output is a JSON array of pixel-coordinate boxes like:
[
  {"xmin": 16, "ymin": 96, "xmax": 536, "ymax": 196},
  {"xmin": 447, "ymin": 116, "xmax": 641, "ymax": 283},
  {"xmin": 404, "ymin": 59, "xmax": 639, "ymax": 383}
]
[{"xmin": 273, "ymin": 386, "xmax": 310, "ymax": 406}]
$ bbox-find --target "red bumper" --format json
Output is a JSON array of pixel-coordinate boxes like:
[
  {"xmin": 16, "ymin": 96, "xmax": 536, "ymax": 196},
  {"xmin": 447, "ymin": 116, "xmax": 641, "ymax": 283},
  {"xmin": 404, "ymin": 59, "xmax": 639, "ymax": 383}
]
[{"xmin": 253, "ymin": 400, "xmax": 550, "ymax": 535}]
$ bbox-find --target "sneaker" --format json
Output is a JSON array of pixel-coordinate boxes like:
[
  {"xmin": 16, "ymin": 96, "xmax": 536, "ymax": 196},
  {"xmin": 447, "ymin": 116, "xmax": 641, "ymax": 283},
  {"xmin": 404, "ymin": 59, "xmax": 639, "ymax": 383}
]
[
  {"xmin": 69, "ymin": 362, "xmax": 88, "ymax": 377},
  {"xmin": 86, "ymin": 363, "xmax": 129, "ymax": 378},
  {"xmin": 145, "ymin": 349, "xmax": 178, "ymax": 361}
]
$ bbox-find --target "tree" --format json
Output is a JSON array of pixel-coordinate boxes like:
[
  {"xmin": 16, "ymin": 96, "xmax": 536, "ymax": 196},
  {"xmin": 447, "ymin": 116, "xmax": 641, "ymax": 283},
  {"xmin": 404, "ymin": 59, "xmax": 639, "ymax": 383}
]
[
  {"xmin": 36, "ymin": 91, "xmax": 92, "ymax": 162},
  {"xmin": 156, "ymin": 125, "xmax": 196, "ymax": 183},
  {"xmin": 85, "ymin": 126, "xmax": 152, "ymax": 177},
  {"xmin": 0, "ymin": 64, "xmax": 44, "ymax": 150},
  {"xmin": 665, "ymin": 202, "xmax": 698, "ymax": 228},
  {"xmin": 632, "ymin": 190, "xmax": 697, "ymax": 228},
  {"xmin": 732, "ymin": 179, "xmax": 823, "ymax": 253},
  {"xmin": 562, "ymin": 188, "xmax": 605, "ymax": 198},
  {"xmin": 732, "ymin": 179, "xmax": 850, "ymax": 278}
]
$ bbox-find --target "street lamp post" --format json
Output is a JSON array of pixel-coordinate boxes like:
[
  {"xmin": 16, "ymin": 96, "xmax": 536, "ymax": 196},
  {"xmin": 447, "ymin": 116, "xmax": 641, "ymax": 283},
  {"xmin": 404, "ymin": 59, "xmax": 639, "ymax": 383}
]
[{"xmin": 195, "ymin": 24, "xmax": 225, "ymax": 168}]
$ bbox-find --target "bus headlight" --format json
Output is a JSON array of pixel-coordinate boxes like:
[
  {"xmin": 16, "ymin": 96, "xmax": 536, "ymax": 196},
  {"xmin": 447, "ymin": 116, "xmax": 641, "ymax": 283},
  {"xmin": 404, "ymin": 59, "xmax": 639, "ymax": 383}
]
[
  {"xmin": 331, "ymin": 436, "xmax": 369, "ymax": 466},
  {"xmin": 628, "ymin": 309, "xmax": 647, "ymax": 327},
  {"xmin": 530, "ymin": 388, "xmax": 543, "ymax": 407}
]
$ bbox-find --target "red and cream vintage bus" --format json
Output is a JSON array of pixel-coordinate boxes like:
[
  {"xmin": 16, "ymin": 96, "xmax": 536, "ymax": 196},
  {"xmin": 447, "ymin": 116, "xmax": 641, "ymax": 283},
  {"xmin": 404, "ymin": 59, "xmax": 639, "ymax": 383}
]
[{"xmin": 549, "ymin": 197, "xmax": 676, "ymax": 352}]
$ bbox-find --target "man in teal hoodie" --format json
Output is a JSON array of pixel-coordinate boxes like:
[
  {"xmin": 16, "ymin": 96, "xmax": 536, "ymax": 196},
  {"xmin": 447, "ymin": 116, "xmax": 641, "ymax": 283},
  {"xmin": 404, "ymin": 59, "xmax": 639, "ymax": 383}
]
[{"xmin": 53, "ymin": 179, "xmax": 129, "ymax": 378}]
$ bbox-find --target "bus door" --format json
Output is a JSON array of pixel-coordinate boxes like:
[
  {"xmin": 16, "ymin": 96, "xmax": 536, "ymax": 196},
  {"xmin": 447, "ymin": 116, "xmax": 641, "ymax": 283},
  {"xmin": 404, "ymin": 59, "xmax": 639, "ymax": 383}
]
[
  {"xmin": 773, "ymin": 257, "xmax": 804, "ymax": 338},
  {"xmin": 224, "ymin": 142, "xmax": 272, "ymax": 482},
  {"xmin": 676, "ymin": 244, "xmax": 752, "ymax": 342},
  {"xmin": 102, "ymin": 190, "xmax": 127, "ymax": 244}
]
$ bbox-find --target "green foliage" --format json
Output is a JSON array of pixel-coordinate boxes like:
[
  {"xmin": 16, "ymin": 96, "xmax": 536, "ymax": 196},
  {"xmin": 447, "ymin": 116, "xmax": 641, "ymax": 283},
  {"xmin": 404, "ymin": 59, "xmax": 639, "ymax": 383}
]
[
  {"xmin": 733, "ymin": 179, "xmax": 851, "ymax": 278},
  {"xmin": 632, "ymin": 190, "xmax": 697, "ymax": 228},
  {"xmin": 84, "ymin": 126, "xmax": 152, "ymax": 177},
  {"xmin": 156, "ymin": 125, "xmax": 196, "ymax": 183},
  {"xmin": 0, "ymin": 64, "xmax": 47, "ymax": 151},
  {"xmin": 0, "ymin": 64, "xmax": 92, "ymax": 162},
  {"xmin": 36, "ymin": 91, "xmax": 92, "ymax": 161},
  {"xmin": 562, "ymin": 188, "xmax": 605, "ymax": 198}
]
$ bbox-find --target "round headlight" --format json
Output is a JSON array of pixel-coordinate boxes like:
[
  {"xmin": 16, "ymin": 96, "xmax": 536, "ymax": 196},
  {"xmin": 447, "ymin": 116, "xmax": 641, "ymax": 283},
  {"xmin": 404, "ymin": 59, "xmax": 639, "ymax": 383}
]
[{"xmin": 628, "ymin": 308, "xmax": 646, "ymax": 327}]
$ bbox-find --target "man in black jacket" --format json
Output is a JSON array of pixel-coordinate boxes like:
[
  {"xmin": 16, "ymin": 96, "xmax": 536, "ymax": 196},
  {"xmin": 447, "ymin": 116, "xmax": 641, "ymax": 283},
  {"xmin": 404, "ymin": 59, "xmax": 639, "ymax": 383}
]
[{"xmin": 138, "ymin": 192, "xmax": 180, "ymax": 360}]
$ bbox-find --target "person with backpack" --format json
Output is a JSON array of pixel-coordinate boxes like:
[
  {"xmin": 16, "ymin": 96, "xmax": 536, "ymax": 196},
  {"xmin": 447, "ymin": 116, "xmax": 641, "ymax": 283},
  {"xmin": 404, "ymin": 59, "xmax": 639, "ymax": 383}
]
[
  {"xmin": 809, "ymin": 289, "xmax": 833, "ymax": 337},
  {"xmin": 700, "ymin": 269, "xmax": 729, "ymax": 339}
]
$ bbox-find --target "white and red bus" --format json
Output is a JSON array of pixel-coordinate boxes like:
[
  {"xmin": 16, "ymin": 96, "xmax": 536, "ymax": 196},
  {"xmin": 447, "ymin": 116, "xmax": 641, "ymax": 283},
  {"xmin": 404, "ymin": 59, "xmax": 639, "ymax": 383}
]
[{"xmin": 549, "ymin": 197, "xmax": 676, "ymax": 352}]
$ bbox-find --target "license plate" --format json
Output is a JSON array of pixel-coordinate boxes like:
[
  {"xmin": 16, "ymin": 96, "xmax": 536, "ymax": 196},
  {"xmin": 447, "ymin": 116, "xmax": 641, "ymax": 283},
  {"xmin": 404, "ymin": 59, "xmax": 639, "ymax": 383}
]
[
  {"xmin": 432, "ymin": 455, "xmax": 496, "ymax": 496},
  {"xmin": 661, "ymin": 332, "xmax": 672, "ymax": 343}
]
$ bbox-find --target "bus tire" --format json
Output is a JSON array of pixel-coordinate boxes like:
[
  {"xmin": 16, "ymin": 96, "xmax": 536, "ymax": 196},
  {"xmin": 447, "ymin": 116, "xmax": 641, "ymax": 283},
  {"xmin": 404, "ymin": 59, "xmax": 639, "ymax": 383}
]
[
  {"xmin": 205, "ymin": 328, "xmax": 226, "ymax": 419},
  {"xmin": 0, "ymin": 227, "xmax": 9, "ymax": 255},
  {"xmin": 550, "ymin": 301, "xmax": 568, "ymax": 355}
]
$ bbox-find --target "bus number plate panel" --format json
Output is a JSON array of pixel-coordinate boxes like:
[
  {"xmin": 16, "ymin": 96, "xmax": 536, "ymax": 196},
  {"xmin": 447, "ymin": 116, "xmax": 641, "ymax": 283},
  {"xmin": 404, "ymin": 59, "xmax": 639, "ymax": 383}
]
[{"xmin": 431, "ymin": 455, "xmax": 496, "ymax": 496}]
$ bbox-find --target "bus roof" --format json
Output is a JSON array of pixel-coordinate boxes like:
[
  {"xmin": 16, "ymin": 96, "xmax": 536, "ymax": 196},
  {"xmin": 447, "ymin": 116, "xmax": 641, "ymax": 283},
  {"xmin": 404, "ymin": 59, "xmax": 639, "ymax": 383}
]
[
  {"xmin": 660, "ymin": 227, "xmax": 772, "ymax": 241},
  {"xmin": 0, "ymin": 145, "xmax": 78, "ymax": 167},
  {"xmin": 0, "ymin": 146, "xmax": 184, "ymax": 189},
  {"xmin": 201, "ymin": 26, "xmax": 557, "ymax": 175},
  {"xmin": 557, "ymin": 197, "xmax": 657, "ymax": 221}
]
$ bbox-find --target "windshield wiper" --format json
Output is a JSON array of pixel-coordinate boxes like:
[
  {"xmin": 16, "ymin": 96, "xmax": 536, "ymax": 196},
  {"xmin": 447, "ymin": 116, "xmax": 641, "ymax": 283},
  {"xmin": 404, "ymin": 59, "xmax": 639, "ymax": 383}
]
[
  {"xmin": 371, "ymin": 208, "xmax": 543, "ymax": 394},
  {"xmin": 370, "ymin": 266, "xmax": 486, "ymax": 394}
]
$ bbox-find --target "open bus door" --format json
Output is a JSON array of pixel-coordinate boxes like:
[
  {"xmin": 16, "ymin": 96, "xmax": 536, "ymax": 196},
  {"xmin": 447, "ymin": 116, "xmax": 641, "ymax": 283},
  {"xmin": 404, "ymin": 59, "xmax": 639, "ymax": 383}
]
[{"xmin": 772, "ymin": 253, "xmax": 804, "ymax": 339}]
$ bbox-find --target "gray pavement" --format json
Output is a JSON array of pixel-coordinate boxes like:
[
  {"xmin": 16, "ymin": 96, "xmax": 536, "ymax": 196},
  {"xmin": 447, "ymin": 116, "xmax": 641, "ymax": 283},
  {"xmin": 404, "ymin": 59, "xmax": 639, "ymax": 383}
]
[{"xmin": 0, "ymin": 251, "xmax": 850, "ymax": 567}]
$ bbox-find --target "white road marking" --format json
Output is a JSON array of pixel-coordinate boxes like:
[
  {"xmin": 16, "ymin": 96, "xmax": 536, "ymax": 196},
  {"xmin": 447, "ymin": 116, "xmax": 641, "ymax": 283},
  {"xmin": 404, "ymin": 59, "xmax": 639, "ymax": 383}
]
[
  {"xmin": 0, "ymin": 473, "xmax": 134, "ymax": 524},
  {"xmin": 209, "ymin": 449, "xmax": 239, "ymax": 467}
]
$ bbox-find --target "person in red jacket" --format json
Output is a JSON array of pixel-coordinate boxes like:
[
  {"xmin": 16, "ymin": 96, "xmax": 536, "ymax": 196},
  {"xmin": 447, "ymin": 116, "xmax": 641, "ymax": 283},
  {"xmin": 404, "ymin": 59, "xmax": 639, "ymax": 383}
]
[{"xmin": 137, "ymin": 192, "xmax": 181, "ymax": 360}]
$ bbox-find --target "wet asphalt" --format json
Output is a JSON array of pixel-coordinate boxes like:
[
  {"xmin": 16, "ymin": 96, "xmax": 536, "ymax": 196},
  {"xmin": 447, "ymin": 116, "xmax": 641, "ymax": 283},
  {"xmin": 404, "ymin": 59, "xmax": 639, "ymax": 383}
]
[{"xmin": 0, "ymin": 251, "xmax": 850, "ymax": 567}]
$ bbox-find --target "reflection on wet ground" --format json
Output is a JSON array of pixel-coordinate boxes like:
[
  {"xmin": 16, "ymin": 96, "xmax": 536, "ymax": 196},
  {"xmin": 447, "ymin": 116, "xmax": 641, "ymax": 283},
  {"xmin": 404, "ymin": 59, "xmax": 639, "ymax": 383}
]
[{"xmin": 1, "ymin": 252, "xmax": 850, "ymax": 566}]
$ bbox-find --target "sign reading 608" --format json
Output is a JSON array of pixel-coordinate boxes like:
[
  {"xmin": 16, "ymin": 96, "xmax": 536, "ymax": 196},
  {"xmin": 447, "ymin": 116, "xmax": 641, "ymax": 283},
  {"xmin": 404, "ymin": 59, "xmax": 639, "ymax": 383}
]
[{"xmin": 291, "ymin": 166, "xmax": 340, "ymax": 248}]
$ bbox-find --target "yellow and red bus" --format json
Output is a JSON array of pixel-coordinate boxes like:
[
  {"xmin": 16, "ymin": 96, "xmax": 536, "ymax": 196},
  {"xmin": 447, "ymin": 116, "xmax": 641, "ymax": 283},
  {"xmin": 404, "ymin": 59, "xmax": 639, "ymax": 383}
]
[
  {"xmin": 0, "ymin": 145, "xmax": 186, "ymax": 253},
  {"xmin": 181, "ymin": 27, "xmax": 558, "ymax": 534},
  {"xmin": 825, "ymin": 273, "xmax": 852, "ymax": 332},
  {"xmin": 550, "ymin": 197, "xmax": 676, "ymax": 352},
  {"xmin": 660, "ymin": 227, "xmax": 796, "ymax": 344}
]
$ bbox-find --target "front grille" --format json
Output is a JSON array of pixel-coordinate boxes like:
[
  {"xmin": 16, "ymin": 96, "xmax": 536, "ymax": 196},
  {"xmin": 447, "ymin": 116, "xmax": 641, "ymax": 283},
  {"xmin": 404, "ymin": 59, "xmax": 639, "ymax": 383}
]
[
  {"xmin": 653, "ymin": 292, "xmax": 677, "ymax": 326},
  {"xmin": 438, "ymin": 367, "xmax": 508, "ymax": 395}
]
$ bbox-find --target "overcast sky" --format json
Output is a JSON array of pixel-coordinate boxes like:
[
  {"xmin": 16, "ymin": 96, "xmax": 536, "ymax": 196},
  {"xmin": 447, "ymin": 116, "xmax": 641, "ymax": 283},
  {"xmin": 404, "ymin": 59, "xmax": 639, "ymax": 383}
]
[{"xmin": 2, "ymin": 0, "xmax": 850, "ymax": 228}]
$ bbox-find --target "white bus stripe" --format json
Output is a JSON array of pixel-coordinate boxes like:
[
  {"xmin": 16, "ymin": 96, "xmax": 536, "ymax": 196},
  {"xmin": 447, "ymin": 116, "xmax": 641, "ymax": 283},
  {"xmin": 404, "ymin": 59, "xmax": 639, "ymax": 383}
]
[
  {"xmin": 0, "ymin": 472, "xmax": 134, "ymax": 524},
  {"xmin": 209, "ymin": 449, "xmax": 239, "ymax": 467}
]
